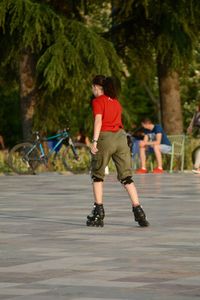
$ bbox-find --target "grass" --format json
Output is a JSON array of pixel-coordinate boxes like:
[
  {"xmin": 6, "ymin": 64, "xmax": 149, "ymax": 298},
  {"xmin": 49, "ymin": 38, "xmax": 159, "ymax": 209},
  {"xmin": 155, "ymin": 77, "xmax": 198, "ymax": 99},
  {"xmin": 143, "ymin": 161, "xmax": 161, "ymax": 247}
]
[{"xmin": 0, "ymin": 150, "xmax": 12, "ymax": 174}]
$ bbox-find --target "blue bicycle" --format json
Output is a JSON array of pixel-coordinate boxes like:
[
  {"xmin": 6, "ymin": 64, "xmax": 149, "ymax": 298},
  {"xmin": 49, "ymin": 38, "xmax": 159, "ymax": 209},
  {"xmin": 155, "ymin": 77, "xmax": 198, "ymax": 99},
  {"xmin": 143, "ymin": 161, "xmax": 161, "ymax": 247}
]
[{"xmin": 8, "ymin": 130, "xmax": 91, "ymax": 175}]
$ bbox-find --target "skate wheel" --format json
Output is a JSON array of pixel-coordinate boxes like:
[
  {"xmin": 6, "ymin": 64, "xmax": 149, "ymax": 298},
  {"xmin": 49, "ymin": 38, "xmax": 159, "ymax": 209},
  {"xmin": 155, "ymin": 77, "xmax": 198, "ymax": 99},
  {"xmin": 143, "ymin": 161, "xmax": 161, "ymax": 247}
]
[
  {"xmin": 86, "ymin": 220, "xmax": 94, "ymax": 226},
  {"xmin": 86, "ymin": 220, "xmax": 104, "ymax": 227},
  {"xmin": 138, "ymin": 220, "xmax": 150, "ymax": 227}
]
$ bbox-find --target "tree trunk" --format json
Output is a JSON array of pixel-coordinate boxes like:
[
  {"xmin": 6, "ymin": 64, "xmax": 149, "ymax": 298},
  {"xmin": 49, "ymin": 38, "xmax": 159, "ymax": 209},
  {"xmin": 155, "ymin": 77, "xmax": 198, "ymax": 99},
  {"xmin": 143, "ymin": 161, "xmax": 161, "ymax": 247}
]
[
  {"xmin": 19, "ymin": 50, "xmax": 37, "ymax": 140},
  {"xmin": 157, "ymin": 60, "xmax": 183, "ymax": 134}
]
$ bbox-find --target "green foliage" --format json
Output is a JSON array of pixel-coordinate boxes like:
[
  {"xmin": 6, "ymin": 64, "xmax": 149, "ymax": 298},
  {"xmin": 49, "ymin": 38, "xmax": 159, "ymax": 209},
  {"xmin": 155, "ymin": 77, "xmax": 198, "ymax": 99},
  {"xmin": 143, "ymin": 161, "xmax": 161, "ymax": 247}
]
[
  {"xmin": 0, "ymin": 0, "xmax": 63, "ymax": 51},
  {"xmin": 0, "ymin": 0, "xmax": 122, "ymax": 141},
  {"xmin": 120, "ymin": 75, "xmax": 158, "ymax": 130},
  {"xmin": 109, "ymin": 0, "xmax": 200, "ymax": 134},
  {"xmin": 83, "ymin": 1, "xmax": 112, "ymax": 32},
  {"xmin": 36, "ymin": 20, "xmax": 121, "ymax": 93},
  {"xmin": 0, "ymin": 151, "xmax": 12, "ymax": 173},
  {"xmin": 112, "ymin": 0, "xmax": 200, "ymax": 72},
  {"xmin": 33, "ymin": 89, "xmax": 93, "ymax": 138},
  {"xmin": 0, "ymin": 0, "xmax": 122, "ymax": 90},
  {"xmin": 180, "ymin": 44, "xmax": 200, "ymax": 131},
  {"xmin": 1, "ymin": 0, "xmax": 200, "ymax": 142}
]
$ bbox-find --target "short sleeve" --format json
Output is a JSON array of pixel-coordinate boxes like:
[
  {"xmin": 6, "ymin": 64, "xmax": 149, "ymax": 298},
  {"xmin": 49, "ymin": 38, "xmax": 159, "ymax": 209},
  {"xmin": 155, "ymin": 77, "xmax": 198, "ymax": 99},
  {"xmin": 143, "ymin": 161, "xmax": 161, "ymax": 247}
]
[
  {"xmin": 143, "ymin": 128, "xmax": 149, "ymax": 135},
  {"xmin": 154, "ymin": 125, "xmax": 162, "ymax": 134},
  {"xmin": 92, "ymin": 98, "xmax": 104, "ymax": 116}
]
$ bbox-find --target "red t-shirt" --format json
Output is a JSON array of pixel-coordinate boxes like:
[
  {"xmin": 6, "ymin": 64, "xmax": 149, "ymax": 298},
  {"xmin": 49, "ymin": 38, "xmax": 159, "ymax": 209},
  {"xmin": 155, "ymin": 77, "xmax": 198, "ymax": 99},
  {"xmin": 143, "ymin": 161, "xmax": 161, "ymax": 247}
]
[{"xmin": 92, "ymin": 95, "xmax": 123, "ymax": 132}]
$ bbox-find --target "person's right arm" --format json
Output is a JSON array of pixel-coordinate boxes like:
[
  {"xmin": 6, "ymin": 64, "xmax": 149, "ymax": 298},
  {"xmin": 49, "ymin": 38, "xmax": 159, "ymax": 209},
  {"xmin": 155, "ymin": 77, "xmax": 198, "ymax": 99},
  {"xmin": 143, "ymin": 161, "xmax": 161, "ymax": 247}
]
[{"xmin": 90, "ymin": 114, "xmax": 102, "ymax": 155}]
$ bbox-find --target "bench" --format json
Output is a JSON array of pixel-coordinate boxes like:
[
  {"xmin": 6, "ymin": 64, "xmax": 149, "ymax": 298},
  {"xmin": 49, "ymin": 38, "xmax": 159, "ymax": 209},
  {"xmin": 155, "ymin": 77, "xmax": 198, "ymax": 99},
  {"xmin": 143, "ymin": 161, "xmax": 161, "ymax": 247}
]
[
  {"xmin": 167, "ymin": 134, "xmax": 185, "ymax": 172},
  {"xmin": 147, "ymin": 134, "xmax": 185, "ymax": 172}
]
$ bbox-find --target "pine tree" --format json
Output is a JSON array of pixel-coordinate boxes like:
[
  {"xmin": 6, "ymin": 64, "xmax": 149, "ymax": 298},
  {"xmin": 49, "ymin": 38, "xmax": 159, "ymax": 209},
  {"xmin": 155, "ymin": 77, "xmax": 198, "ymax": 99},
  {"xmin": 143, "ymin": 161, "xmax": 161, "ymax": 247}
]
[
  {"xmin": 110, "ymin": 0, "xmax": 200, "ymax": 134},
  {"xmin": 0, "ymin": 0, "xmax": 121, "ymax": 139}
]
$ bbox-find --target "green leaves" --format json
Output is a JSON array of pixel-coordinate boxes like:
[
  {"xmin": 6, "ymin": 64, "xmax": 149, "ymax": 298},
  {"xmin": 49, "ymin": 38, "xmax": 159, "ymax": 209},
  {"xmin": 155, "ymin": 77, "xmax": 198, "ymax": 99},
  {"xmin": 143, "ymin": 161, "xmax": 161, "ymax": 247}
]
[
  {"xmin": 0, "ymin": 0, "xmax": 64, "ymax": 51},
  {"xmin": 0, "ymin": 0, "xmax": 124, "ymax": 136},
  {"xmin": 0, "ymin": 0, "xmax": 121, "ymax": 93},
  {"xmin": 36, "ymin": 18, "xmax": 121, "ymax": 93}
]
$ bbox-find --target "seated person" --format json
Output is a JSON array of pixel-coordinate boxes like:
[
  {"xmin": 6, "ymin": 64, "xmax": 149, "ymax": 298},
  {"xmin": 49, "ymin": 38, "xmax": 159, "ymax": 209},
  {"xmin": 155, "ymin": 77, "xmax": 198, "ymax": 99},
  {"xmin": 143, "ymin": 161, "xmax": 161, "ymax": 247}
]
[{"xmin": 135, "ymin": 118, "xmax": 172, "ymax": 174}]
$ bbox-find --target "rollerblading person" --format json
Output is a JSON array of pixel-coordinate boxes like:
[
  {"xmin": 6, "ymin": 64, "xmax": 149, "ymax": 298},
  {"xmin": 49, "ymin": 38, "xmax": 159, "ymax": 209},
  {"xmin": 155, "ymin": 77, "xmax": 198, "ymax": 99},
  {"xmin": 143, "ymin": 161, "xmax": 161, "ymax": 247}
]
[{"xmin": 87, "ymin": 75, "xmax": 150, "ymax": 228}]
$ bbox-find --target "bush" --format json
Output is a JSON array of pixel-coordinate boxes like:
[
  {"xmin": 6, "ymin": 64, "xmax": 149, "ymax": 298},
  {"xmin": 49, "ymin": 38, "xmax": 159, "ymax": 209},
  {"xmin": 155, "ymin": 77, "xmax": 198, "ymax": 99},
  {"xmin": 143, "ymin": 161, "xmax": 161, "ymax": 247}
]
[{"xmin": 0, "ymin": 151, "xmax": 12, "ymax": 173}]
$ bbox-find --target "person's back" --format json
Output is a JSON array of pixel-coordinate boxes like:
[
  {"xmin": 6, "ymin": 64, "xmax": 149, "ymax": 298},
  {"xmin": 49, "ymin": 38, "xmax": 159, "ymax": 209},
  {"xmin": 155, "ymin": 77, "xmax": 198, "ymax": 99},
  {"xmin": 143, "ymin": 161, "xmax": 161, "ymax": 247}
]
[
  {"xmin": 87, "ymin": 75, "xmax": 149, "ymax": 227},
  {"xmin": 92, "ymin": 94, "xmax": 123, "ymax": 132}
]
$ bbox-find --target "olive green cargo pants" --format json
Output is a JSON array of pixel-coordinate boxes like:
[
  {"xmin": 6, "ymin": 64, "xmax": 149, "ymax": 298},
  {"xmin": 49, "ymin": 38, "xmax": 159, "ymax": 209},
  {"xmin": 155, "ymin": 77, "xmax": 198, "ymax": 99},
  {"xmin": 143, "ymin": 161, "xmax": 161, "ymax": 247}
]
[{"xmin": 91, "ymin": 129, "xmax": 132, "ymax": 181}]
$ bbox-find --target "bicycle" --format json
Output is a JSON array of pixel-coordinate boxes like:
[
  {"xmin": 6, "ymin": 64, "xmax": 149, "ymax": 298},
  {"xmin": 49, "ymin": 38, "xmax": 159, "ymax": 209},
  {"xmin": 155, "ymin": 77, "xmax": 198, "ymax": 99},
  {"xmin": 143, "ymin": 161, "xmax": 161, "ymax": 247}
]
[{"xmin": 8, "ymin": 129, "xmax": 91, "ymax": 175}]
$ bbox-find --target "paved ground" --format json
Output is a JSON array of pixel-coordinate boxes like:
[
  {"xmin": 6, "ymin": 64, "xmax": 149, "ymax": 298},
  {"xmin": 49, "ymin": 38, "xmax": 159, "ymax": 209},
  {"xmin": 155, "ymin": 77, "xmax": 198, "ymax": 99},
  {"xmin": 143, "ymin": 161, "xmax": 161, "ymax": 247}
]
[{"xmin": 0, "ymin": 172, "xmax": 200, "ymax": 300}]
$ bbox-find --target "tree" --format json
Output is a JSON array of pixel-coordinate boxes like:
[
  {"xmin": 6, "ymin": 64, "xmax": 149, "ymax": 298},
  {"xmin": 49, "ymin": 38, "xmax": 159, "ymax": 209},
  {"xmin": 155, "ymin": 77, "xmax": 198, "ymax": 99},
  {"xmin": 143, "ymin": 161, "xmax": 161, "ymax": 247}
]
[
  {"xmin": 0, "ymin": 0, "xmax": 121, "ymax": 140},
  {"xmin": 110, "ymin": 0, "xmax": 200, "ymax": 134}
]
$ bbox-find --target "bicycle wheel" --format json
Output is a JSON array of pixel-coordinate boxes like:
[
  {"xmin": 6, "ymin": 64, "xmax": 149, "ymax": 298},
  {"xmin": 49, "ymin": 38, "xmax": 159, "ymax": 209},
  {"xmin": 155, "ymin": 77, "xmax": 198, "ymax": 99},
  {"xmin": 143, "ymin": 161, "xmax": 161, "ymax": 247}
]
[
  {"xmin": 47, "ymin": 144, "xmax": 68, "ymax": 172},
  {"xmin": 8, "ymin": 142, "xmax": 40, "ymax": 174},
  {"xmin": 62, "ymin": 143, "xmax": 91, "ymax": 174}
]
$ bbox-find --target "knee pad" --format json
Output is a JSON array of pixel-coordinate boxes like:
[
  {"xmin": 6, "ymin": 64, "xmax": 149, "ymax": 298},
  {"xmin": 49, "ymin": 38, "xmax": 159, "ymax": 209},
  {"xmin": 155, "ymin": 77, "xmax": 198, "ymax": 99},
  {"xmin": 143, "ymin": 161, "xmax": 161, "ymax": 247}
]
[
  {"xmin": 120, "ymin": 176, "xmax": 133, "ymax": 185},
  {"xmin": 92, "ymin": 175, "xmax": 104, "ymax": 182}
]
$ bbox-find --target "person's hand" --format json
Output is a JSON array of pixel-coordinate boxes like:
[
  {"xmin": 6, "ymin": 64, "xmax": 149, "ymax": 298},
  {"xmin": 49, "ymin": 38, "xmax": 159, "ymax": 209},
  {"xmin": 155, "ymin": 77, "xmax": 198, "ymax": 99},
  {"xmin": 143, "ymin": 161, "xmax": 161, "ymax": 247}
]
[
  {"xmin": 139, "ymin": 140, "xmax": 146, "ymax": 147},
  {"xmin": 90, "ymin": 142, "xmax": 98, "ymax": 155}
]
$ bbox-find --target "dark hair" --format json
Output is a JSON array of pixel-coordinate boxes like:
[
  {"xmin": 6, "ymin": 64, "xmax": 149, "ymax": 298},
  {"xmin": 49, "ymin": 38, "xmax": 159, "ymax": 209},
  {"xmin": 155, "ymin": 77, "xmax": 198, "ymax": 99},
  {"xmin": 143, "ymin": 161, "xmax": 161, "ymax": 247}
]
[
  {"xmin": 141, "ymin": 117, "xmax": 153, "ymax": 124},
  {"xmin": 92, "ymin": 75, "xmax": 106, "ymax": 87},
  {"xmin": 92, "ymin": 75, "xmax": 118, "ymax": 98}
]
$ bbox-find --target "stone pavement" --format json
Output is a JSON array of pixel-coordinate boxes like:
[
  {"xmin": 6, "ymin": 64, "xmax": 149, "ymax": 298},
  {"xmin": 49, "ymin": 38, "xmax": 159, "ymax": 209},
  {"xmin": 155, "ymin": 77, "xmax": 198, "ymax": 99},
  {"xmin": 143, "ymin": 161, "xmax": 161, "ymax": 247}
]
[{"xmin": 0, "ymin": 172, "xmax": 200, "ymax": 300}]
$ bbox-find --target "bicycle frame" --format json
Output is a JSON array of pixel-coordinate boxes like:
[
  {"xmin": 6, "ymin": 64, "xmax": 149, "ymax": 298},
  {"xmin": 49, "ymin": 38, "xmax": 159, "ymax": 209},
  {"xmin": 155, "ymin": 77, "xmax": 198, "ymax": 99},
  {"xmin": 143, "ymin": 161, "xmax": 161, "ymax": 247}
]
[
  {"xmin": 28, "ymin": 130, "xmax": 78, "ymax": 161},
  {"xmin": 43, "ymin": 131, "xmax": 69, "ymax": 158},
  {"xmin": 8, "ymin": 129, "xmax": 91, "ymax": 175}
]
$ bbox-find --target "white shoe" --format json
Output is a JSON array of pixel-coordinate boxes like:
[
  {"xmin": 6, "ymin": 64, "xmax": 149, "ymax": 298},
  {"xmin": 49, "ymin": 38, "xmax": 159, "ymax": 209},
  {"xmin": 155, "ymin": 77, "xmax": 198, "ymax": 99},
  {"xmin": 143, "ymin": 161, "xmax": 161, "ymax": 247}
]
[{"xmin": 192, "ymin": 169, "xmax": 200, "ymax": 174}]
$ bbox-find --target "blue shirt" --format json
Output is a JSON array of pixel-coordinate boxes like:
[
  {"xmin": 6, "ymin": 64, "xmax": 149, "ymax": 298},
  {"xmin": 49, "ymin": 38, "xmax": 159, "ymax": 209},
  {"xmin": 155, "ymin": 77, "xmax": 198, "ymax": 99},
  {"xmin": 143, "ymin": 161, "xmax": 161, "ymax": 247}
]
[{"xmin": 143, "ymin": 124, "xmax": 171, "ymax": 146}]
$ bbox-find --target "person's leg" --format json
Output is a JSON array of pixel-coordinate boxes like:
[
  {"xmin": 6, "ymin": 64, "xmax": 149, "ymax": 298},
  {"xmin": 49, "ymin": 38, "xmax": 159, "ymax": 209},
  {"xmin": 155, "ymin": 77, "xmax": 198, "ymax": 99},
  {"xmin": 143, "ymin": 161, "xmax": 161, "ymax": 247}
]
[
  {"xmin": 92, "ymin": 181, "xmax": 103, "ymax": 204},
  {"xmin": 123, "ymin": 181, "xmax": 140, "ymax": 207},
  {"xmin": 87, "ymin": 132, "xmax": 112, "ymax": 227},
  {"xmin": 112, "ymin": 131, "xmax": 149, "ymax": 226},
  {"xmin": 135, "ymin": 142, "xmax": 148, "ymax": 173},
  {"xmin": 153, "ymin": 144, "xmax": 163, "ymax": 169},
  {"xmin": 139, "ymin": 143, "xmax": 147, "ymax": 169},
  {"xmin": 120, "ymin": 177, "xmax": 149, "ymax": 227},
  {"xmin": 87, "ymin": 177, "xmax": 105, "ymax": 227},
  {"xmin": 113, "ymin": 147, "xmax": 140, "ymax": 206}
]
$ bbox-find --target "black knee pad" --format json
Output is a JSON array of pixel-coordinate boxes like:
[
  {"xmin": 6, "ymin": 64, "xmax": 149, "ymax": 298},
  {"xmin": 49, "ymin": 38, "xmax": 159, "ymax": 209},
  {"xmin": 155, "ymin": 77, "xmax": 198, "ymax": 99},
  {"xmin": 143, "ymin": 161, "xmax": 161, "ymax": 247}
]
[
  {"xmin": 121, "ymin": 176, "xmax": 133, "ymax": 185},
  {"xmin": 92, "ymin": 175, "xmax": 104, "ymax": 182}
]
